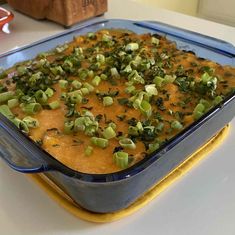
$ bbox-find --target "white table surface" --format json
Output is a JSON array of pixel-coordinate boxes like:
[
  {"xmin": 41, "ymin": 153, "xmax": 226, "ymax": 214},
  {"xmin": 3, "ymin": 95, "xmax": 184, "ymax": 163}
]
[{"xmin": 1, "ymin": 1, "xmax": 235, "ymax": 234}]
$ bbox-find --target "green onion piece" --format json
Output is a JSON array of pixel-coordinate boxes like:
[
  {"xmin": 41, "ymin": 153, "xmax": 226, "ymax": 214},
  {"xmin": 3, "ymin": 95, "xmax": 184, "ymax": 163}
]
[
  {"xmin": 96, "ymin": 54, "xmax": 105, "ymax": 64},
  {"xmin": 60, "ymin": 92, "xmax": 67, "ymax": 101},
  {"xmin": 201, "ymin": 72, "xmax": 211, "ymax": 84},
  {"xmin": 193, "ymin": 103, "xmax": 205, "ymax": 120},
  {"xmin": 123, "ymin": 64, "xmax": 132, "ymax": 73},
  {"xmin": 7, "ymin": 98, "xmax": 19, "ymax": 109},
  {"xmin": 23, "ymin": 116, "xmax": 39, "ymax": 128},
  {"xmin": 145, "ymin": 84, "xmax": 158, "ymax": 96},
  {"xmin": 59, "ymin": 79, "xmax": 68, "ymax": 89},
  {"xmin": 103, "ymin": 96, "xmax": 113, "ymax": 106},
  {"xmin": 0, "ymin": 104, "xmax": 14, "ymax": 119},
  {"xmin": 88, "ymin": 70, "xmax": 94, "ymax": 78},
  {"xmin": 35, "ymin": 90, "xmax": 48, "ymax": 104},
  {"xmin": 49, "ymin": 100, "xmax": 60, "ymax": 110},
  {"xmin": 153, "ymin": 76, "xmax": 164, "ymax": 87},
  {"xmin": 87, "ymin": 32, "xmax": 96, "ymax": 39},
  {"xmin": 92, "ymin": 76, "xmax": 101, "ymax": 86},
  {"xmin": 128, "ymin": 126, "xmax": 139, "ymax": 136},
  {"xmin": 64, "ymin": 120, "xmax": 74, "ymax": 134},
  {"xmin": 72, "ymin": 80, "xmax": 82, "ymax": 89},
  {"xmin": 102, "ymin": 34, "xmax": 112, "ymax": 42},
  {"xmin": 147, "ymin": 142, "xmax": 160, "ymax": 154},
  {"xmin": 164, "ymin": 75, "xmax": 176, "ymax": 83},
  {"xmin": 12, "ymin": 118, "xmax": 29, "ymax": 133},
  {"xmin": 21, "ymin": 103, "xmax": 42, "ymax": 115},
  {"xmin": 136, "ymin": 121, "xmax": 143, "ymax": 132},
  {"xmin": 110, "ymin": 67, "xmax": 120, "ymax": 78},
  {"xmin": 84, "ymin": 83, "xmax": 94, "ymax": 92},
  {"xmin": 0, "ymin": 91, "xmax": 15, "ymax": 104},
  {"xmin": 213, "ymin": 95, "xmax": 223, "ymax": 105},
  {"xmin": 91, "ymin": 137, "xmax": 109, "ymax": 148},
  {"xmin": 128, "ymin": 70, "xmax": 145, "ymax": 84},
  {"xmin": 17, "ymin": 66, "xmax": 27, "ymax": 76},
  {"xmin": 102, "ymin": 126, "xmax": 116, "ymax": 139},
  {"xmin": 74, "ymin": 117, "xmax": 86, "ymax": 132},
  {"xmin": 100, "ymin": 73, "xmax": 107, "ymax": 80},
  {"xmin": 119, "ymin": 138, "xmax": 136, "ymax": 150},
  {"xmin": 80, "ymin": 88, "xmax": 89, "ymax": 95},
  {"xmin": 85, "ymin": 145, "xmax": 93, "ymax": 156},
  {"xmin": 171, "ymin": 120, "xmax": 183, "ymax": 130},
  {"xmin": 151, "ymin": 37, "xmax": 159, "ymax": 45},
  {"xmin": 50, "ymin": 66, "xmax": 64, "ymax": 75},
  {"xmin": 125, "ymin": 43, "xmax": 139, "ymax": 52},
  {"xmin": 139, "ymin": 100, "xmax": 152, "ymax": 118},
  {"xmin": 125, "ymin": 85, "xmax": 136, "ymax": 94},
  {"xmin": 113, "ymin": 151, "xmax": 129, "ymax": 169},
  {"xmin": 108, "ymin": 122, "xmax": 117, "ymax": 130},
  {"xmin": 45, "ymin": 88, "xmax": 54, "ymax": 98},
  {"xmin": 68, "ymin": 90, "xmax": 82, "ymax": 103}
]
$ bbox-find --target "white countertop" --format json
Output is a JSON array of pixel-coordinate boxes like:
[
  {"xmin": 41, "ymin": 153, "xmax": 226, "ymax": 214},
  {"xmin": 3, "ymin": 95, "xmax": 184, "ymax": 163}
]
[{"xmin": 1, "ymin": 1, "xmax": 235, "ymax": 234}]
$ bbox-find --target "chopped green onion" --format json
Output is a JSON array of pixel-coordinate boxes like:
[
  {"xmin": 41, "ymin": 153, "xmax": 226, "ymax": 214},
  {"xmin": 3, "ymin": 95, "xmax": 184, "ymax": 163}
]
[
  {"xmin": 0, "ymin": 104, "xmax": 14, "ymax": 119},
  {"xmin": 103, "ymin": 96, "xmax": 113, "ymax": 106},
  {"xmin": 110, "ymin": 67, "xmax": 120, "ymax": 78},
  {"xmin": 102, "ymin": 126, "xmax": 116, "ymax": 139},
  {"xmin": 151, "ymin": 37, "xmax": 159, "ymax": 45},
  {"xmin": 123, "ymin": 64, "xmax": 132, "ymax": 73},
  {"xmin": 128, "ymin": 126, "xmax": 139, "ymax": 136},
  {"xmin": 35, "ymin": 90, "xmax": 48, "ymax": 104},
  {"xmin": 85, "ymin": 145, "xmax": 93, "ymax": 156},
  {"xmin": 128, "ymin": 70, "xmax": 145, "ymax": 84},
  {"xmin": 125, "ymin": 43, "xmax": 139, "ymax": 52},
  {"xmin": 64, "ymin": 120, "xmax": 74, "ymax": 134},
  {"xmin": 139, "ymin": 100, "xmax": 152, "ymax": 118},
  {"xmin": 96, "ymin": 54, "xmax": 105, "ymax": 64},
  {"xmin": 0, "ymin": 91, "xmax": 15, "ymax": 104},
  {"xmin": 23, "ymin": 116, "xmax": 39, "ymax": 128},
  {"xmin": 213, "ymin": 95, "xmax": 223, "ymax": 105},
  {"xmin": 147, "ymin": 142, "xmax": 160, "ymax": 154},
  {"xmin": 119, "ymin": 138, "xmax": 136, "ymax": 149},
  {"xmin": 145, "ymin": 84, "xmax": 158, "ymax": 96},
  {"xmin": 17, "ymin": 66, "xmax": 27, "ymax": 76},
  {"xmin": 92, "ymin": 76, "xmax": 101, "ymax": 86},
  {"xmin": 59, "ymin": 79, "xmax": 68, "ymax": 89},
  {"xmin": 49, "ymin": 100, "xmax": 60, "ymax": 110},
  {"xmin": 72, "ymin": 80, "xmax": 82, "ymax": 89},
  {"xmin": 87, "ymin": 32, "xmax": 96, "ymax": 39},
  {"xmin": 193, "ymin": 103, "xmax": 205, "ymax": 120},
  {"xmin": 136, "ymin": 121, "xmax": 143, "ymax": 132},
  {"xmin": 164, "ymin": 75, "xmax": 176, "ymax": 83},
  {"xmin": 21, "ymin": 103, "xmax": 42, "ymax": 115},
  {"xmin": 91, "ymin": 137, "xmax": 109, "ymax": 148},
  {"xmin": 7, "ymin": 98, "xmax": 19, "ymax": 109},
  {"xmin": 100, "ymin": 73, "xmax": 107, "ymax": 80},
  {"xmin": 113, "ymin": 151, "xmax": 129, "ymax": 169},
  {"xmin": 50, "ymin": 66, "xmax": 64, "ymax": 75},
  {"xmin": 80, "ymin": 88, "xmax": 90, "ymax": 95},
  {"xmin": 108, "ymin": 122, "xmax": 117, "ymax": 130},
  {"xmin": 102, "ymin": 34, "xmax": 112, "ymax": 42},
  {"xmin": 68, "ymin": 90, "xmax": 82, "ymax": 103},
  {"xmin": 74, "ymin": 117, "xmax": 86, "ymax": 132},
  {"xmin": 171, "ymin": 120, "xmax": 183, "ymax": 130},
  {"xmin": 83, "ymin": 83, "xmax": 94, "ymax": 92},
  {"xmin": 153, "ymin": 76, "xmax": 164, "ymax": 87},
  {"xmin": 45, "ymin": 88, "xmax": 54, "ymax": 98},
  {"xmin": 12, "ymin": 118, "xmax": 29, "ymax": 133},
  {"xmin": 125, "ymin": 85, "xmax": 136, "ymax": 94}
]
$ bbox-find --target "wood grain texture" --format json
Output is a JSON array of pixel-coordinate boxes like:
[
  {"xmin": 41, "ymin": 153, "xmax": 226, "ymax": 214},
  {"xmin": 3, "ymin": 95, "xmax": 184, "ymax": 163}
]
[{"xmin": 7, "ymin": 0, "xmax": 107, "ymax": 26}]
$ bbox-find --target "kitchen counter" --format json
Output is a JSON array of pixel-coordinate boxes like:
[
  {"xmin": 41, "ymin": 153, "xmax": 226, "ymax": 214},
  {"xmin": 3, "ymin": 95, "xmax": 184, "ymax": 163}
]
[{"xmin": 0, "ymin": 1, "xmax": 235, "ymax": 234}]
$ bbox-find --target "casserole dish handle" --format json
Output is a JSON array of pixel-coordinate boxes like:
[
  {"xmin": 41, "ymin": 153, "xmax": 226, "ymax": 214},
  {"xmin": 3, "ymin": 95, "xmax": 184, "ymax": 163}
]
[{"xmin": 0, "ymin": 114, "xmax": 51, "ymax": 173}]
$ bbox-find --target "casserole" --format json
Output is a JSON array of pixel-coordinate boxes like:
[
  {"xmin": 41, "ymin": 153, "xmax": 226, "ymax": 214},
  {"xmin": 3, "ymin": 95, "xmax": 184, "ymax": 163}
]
[{"xmin": 0, "ymin": 19, "xmax": 235, "ymax": 213}]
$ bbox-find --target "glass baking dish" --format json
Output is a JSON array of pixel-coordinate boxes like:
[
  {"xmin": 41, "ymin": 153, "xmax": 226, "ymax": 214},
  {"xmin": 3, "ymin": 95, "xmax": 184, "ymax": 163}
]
[{"xmin": 0, "ymin": 19, "xmax": 235, "ymax": 213}]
